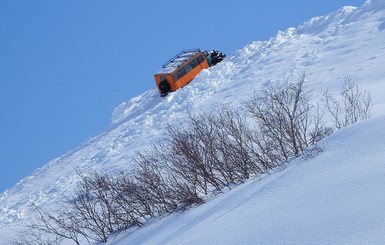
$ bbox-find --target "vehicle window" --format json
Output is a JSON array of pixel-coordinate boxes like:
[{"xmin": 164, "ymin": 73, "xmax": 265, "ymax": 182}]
[
  {"xmin": 173, "ymin": 73, "xmax": 178, "ymax": 81},
  {"xmin": 190, "ymin": 58, "xmax": 199, "ymax": 68},
  {"xmin": 177, "ymin": 67, "xmax": 186, "ymax": 78},
  {"xmin": 160, "ymin": 76, "xmax": 167, "ymax": 82},
  {"xmin": 184, "ymin": 63, "xmax": 192, "ymax": 73},
  {"xmin": 198, "ymin": 55, "xmax": 204, "ymax": 63}
]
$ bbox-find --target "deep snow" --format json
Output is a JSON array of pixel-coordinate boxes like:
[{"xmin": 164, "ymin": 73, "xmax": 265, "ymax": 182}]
[
  {"xmin": 1, "ymin": 0, "xmax": 385, "ymax": 244},
  {"xmin": 107, "ymin": 116, "xmax": 385, "ymax": 245}
]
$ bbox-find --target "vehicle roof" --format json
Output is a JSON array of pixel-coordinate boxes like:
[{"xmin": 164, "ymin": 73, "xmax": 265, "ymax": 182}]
[{"xmin": 155, "ymin": 49, "xmax": 202, "ymax": 75}]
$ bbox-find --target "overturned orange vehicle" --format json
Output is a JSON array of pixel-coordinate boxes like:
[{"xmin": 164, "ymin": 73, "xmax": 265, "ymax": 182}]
[{"xmin": 154, "ymin": 49, "xmax": 225, "ymax": 96}]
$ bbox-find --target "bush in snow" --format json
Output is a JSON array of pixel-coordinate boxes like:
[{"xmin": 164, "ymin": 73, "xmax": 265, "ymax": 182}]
[
  {"xmin": 246, "ymin": 73, "xmax": 333, "ymax": 161},
  {"xmin": 12, "ymin": 201, "xmax": 88, "ymax": 245},
  {"xmin": 160, "ymin": 108, "xmax": 274, "ymax": 194},
  {"xmin": 16, "ymin": 73, "xmax": 372, "ymax": 244},
  {"xmin": 323, "ymin": 74, "xmax": 372, "ymax": 129}
]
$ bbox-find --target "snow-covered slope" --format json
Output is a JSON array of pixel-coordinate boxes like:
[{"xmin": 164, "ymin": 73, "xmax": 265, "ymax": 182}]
[
  {"xmin": 1, "ymin": 0, "xmax": 385, "ymax": 243},
  {"xmin": 108, "ymin": 115, "xmax": 385, "ymax": 245}
]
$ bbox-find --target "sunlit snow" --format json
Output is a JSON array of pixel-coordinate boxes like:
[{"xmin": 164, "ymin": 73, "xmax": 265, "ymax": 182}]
[{"xmin": 1, "ymin": 0, "xmax": 385, "ymax": 244}]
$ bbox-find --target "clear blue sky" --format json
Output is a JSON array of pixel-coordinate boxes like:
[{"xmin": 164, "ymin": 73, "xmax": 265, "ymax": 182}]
[{"xmin": 0, "ymin": 0, "xmax": 364, "ymax": 193}]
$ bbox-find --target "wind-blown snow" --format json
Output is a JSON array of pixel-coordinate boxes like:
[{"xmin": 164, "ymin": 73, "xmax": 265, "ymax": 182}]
[{"xmin": 1, "ymin": 0, "xmax": 385, "ymax": 244}]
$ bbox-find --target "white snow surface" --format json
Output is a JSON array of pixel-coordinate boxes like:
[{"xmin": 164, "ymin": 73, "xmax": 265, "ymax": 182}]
[
  {"xmin": 1, "ymin": 0, "xmax": 385, "ymax": 244},
  {"xmin": 107, "ymin": 116, "xmax": 385, "ymax": 245}
]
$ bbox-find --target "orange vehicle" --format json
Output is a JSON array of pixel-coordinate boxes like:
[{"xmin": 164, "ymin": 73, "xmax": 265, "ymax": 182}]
[{"xmin": 154, "ymin": 49, "xmax": 225, "ymax": 96}]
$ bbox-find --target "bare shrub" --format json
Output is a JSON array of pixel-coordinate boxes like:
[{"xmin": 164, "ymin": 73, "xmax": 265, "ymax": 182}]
[
  {"xmin": 246, "ymin": 73, "xmax": 332, "ymax": 161},
  {"xmin": 17, "ymin": 73, "xmax": 352, "ymax": 244},
  {"xmin": 68, "ymin": 172, "xmax": 116, "ymax": 243},
  {"xmin": 134, "ymin": 150, "xmax": 203, "ymax": 211},
  {"xmin": 323, "ymin": 75, "xmax": 372, "ymax": 129},
  {"xmin": 163, "ymin": 110, "xmax": 259, "ymax": 192},
  {"xmin": 214, "ymin": 108, "xmax": 273, "ymax": 176},
  {"xmin": 185, "ymin": 112, "xmax": 234, "ymax": 189},
  {"xmin": 134, "ymin": 152, "xmax": 179, "ymax": 214},
  {"xmin": 106, "ymin": 170, "xmax": 147, "ymax": 227},
  {"xmin": 162, "ymin": 108, "xmax": 280, "ymax": 193},
  {"xmin": 13, "ymin": 202, "xmax": 89, "ymax": 245},
  {"xmin": 164, "ymin": 121, "xmax": 222, "ymax": 194}
]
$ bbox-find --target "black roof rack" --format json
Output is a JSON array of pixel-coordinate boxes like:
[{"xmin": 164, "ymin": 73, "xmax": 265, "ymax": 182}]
[{"xmin": 162, "ymin": 48, "xmax": 201, "ymax": 69}]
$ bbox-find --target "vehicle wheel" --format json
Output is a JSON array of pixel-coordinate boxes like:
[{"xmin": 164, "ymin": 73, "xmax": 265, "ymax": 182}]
[{"xmin": 159, "ymin": 81, "xmax": 170, "ymax": 96}]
